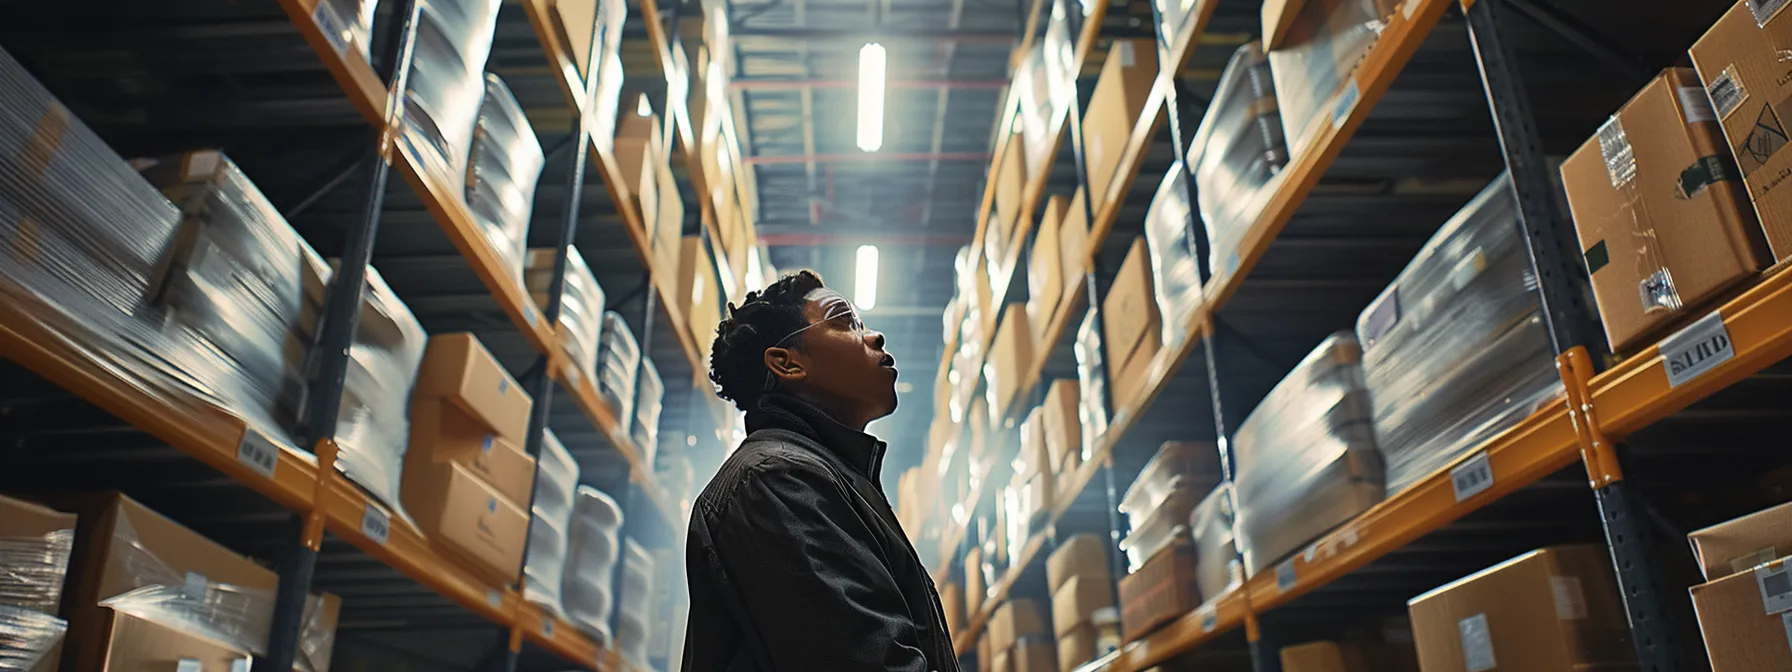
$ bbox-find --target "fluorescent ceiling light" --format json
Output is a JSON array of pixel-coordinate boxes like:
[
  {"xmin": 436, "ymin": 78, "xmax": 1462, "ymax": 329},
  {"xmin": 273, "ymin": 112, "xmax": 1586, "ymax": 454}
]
[
  {"xmin": 857, "ymin": 43, "xmax": 886, "ymax": 152},
  {"xmin": 855, "ymin": 244, "xmax": 879, "ymax": 310}
]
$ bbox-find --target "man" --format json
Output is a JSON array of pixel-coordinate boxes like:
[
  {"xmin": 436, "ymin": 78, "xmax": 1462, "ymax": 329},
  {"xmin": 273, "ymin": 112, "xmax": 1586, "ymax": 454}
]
[{"xmin": 683, "ymin": 271, "xmax": 959, "ymax": 672}]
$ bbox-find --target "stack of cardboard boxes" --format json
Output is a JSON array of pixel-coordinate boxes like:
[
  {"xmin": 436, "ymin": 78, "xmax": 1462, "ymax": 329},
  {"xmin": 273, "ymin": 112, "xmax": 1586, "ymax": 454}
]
[
  {"xmin": 1050, "ymin": 534, "xmax": 1116, "ymax": 671},
  {"xmin": 50, "ymin": 493, "xmax": 341, "ymax": 672},
  {"xmin": 1042, "ymin": 380, "xmax": 1084, "ymax": 494},
  {"xmin": 1081, "ymin": 40, "xmax": 1159, "ymax": 221},
  {"xmin": 1277, "ymin": 619, "xmax": 1419, "ymax": 672},
  {"xmin": 988, "ymin": 598, "xmax": 1052, "ymax": 672},
  {"xmin": 404, "ymin": 333, "xmax": 535, "ymax": 586},
  {"xmin": 1102, "ymin": 238, "xmax": 1164, "ymax": 413},
  {"xmin": 1690, "ymin": 0, "xmax": 1792, "ymax": 266},
  {"xmin": 1688, "ymin": 501, "xmax": 1792, "ymax": 670},
  {"xmin": 1407, "ymin": 545, "xmax": 1635, "ymax": 672}
]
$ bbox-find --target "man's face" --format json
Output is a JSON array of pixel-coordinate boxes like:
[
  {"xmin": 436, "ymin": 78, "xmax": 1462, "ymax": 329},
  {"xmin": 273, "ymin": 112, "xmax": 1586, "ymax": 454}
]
[{"xmin": 781, "ymin": 289, "xmax": 898, "ymax": 424}]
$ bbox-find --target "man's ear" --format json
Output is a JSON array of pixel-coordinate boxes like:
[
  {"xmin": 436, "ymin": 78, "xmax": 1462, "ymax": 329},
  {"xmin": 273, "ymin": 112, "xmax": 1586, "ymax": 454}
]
[{"xmin": 764, "ymin": 346, "xmax": 805, "ymax": 386}]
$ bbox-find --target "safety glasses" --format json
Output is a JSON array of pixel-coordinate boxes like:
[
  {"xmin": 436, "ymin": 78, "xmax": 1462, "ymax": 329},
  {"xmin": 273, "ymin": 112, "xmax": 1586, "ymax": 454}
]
[{"xmin": 760, "ymin": 289, "xmax": 868, "ymax": 391}]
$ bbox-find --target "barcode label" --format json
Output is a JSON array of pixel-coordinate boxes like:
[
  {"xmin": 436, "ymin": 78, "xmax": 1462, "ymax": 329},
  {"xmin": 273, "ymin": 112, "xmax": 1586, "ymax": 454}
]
[
  {"xmin": 361, "ymin": 505, "xmax": 391, "ymax": 545},
  {"xmin": 177, "ymin": 660, "xmax": 203, "ymax": 672},
  {"xmin": 1459, "ymin": 613, "xmax": 1497, "ymax": 672},
  {"xmin": 237, "ymin": 429, "xmax": 279, "ymax": 479},
  {"xmin": 1758, "ymin": 563, "xmax": 1792, "ymax": 614},
  {"xmin": 231, "ymin": 659, "xmax": 252, "ymax": 672},
  {"xmin": 1660, "ymin": 311, "xmax": 1734, "ymax": 388},
  {"xmin": 1680, "ymin": 86, "xmax": 1717, "ymax": 124},
  {"xmin": 1451, "ymin": 452, "xmax": 1495, "ymax": 502},
  {"xmin": 543, "ymin": 618, "xmax": 556, "ymax": 638},
  {"xmin": 1707, "ymin": 68, "xmax": 1747, "ymax": 120},
  {"xmin": 486, "ymin": 589, "xmax": 503, "ymax": 608},
  {"xmin": 1197, "ymin": 604, "xmax": 1218, "ymax": 633},
  {"xmin": 1749, "ymin": 0, "xmax": 1792, "ymax": 26},
  {"xmin": 1276, "ymin": 560, "xmax": 1297, "ymax": 592}
]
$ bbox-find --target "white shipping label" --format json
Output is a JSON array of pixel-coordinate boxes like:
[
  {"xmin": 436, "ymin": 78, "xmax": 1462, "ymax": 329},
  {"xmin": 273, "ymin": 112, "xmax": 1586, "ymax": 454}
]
[
  {"xmin": 1458, "ymin": 613, "xmax": 1497, "ymax": 672},
  {"xmin": 1759, "ymin": 563, "xmax": 1792, "ymax": 614},
  {"xmin": 1551, "ymin": 576, "xmax": 1588, "ymax": 620},
  {"xmin": 1277, "ymin": 560, "xmax": 1298, "ymax": 592},
  {"xmin": 236, "ymin": 429, "xmax": 279, "ymax": 479},
  {"xmin": 231, "ymin": 659, "xmax": 252, "ymax": 672},
  {"xmin": 486, "ymin": 589, "xmax": 503, "ymax": 608},
  {"xmin": 177, "ymin": 660, "xmax": 203, "ymax": 672},
  {"xmin": 1117, "ymin": 41, "xmax": 1136, "ymax": 67},
  {"xmin": 361, "ymin": 504, "xmax": 391, "ymax": 545},
  {"xmin": 1451, "ymin": 452, "xmax": 1495, "ymax": 502},
  {"xmin": 1708, "ymin": 67, "xmax": 1748, "ymax": 120},
  {"xmin": 311, "ymin": 3, "xmax": 351, "ymax": 55},
  {"xmin": 543, "ymin": 618, "xmax": 556, "ymax": 638},
  {"xmin": 1660, "ymin": 311, "xmax": 1734, "ymax": 388},
  {"xmin": 1680, "ymin": 86, "xmax": 1718, "ymax": 124},
  {"xmin": 1197, "ymin": 604, "xmax": 1218, "ymax": 633}
]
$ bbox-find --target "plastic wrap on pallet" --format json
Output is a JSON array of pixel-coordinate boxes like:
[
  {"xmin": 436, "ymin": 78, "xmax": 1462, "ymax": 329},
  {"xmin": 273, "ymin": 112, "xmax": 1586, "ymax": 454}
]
[
  {"xmin": 1141, "ymin": 164, "xmax": 1202, "ymax": 349},
  {"xmin": 1016, "ymin": 37, "xmax": 1069, "ymax": 178},
  {"xmin": 328, "ymin": 264, "xmax": 428, "ymax": 523},
  {"xmin": 402, "ymin": 0, "xmax": 501, "ymax": 185},
  {"xmin": 137, "ymin": 151, "xmax": 327, "ymax": 450},
  {"xmin": 1188, "ymin": 483, "xmax": 1240, "ymax": 602},
  {"xmin": 1192, "ymin": 42, "xmax": 1287, "ymax": 284},
  {"xmin": 598, "ymin": 310, "xmax": 641, "ymax": 423},
  {"xmin": 1265, "ymin": 0, "xmax": 1389, "ymax": 157},
  {"xmin": 1073, "ymin": 309, "xmax": 1109, "ymax": 462},
  {"xmin": 313, "ymin": 0, "xmax": 377, "ymax": 62},
  {"xmin": 618, "ymin": 539, "xmax": 653, "ymax": 624},
  {"xmin": 564, "ymin": 486, "xmax": 624, "ymax": 642},
  {"xmin": 466, "ymin": 73, "xmax": 543, "ymax": 283},
  {"xmin": 1119, "ymin": 485, "xmax": 1201, "ymax": 572},
  {"xmin": 1232, "ymin": 334, "xmax": 1383, "ymax": 575},
  {"xmin": 525, "ymin": 428, "xmax": 580, "ymax": 617},
  {"xmin": 0, "ymin": 526, "xmax": 72, "ymax": 670},
  {"xmin": 525, "ymin": 247, "xmax": 606, "ymax": 377},
  {"xmin": 1119, "ymin": 441, "xmax": 1221, "ymax": 524},
  {"xmin": 1357, "ymin": 174, "xmax": 1563, "ymax": 495}
]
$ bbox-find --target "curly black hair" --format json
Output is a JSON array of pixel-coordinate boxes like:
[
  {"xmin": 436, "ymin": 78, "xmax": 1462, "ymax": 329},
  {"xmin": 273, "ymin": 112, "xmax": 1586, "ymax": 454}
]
[{"xmin": 709, "ymin": 270, "xmax": 827, "ymax": 412}]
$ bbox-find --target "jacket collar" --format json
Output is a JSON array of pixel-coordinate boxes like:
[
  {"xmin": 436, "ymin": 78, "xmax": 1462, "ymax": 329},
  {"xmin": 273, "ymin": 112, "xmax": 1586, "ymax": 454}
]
[{"xmin": 746, "ymin": 393, "xmax": 886, "ymax": 483}]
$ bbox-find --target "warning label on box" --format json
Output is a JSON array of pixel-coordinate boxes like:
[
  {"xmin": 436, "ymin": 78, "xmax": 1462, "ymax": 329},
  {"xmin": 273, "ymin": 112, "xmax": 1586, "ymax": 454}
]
[{"xmin": 1737, "ymin": 102, "xmax": 1789, "ymax": 177}]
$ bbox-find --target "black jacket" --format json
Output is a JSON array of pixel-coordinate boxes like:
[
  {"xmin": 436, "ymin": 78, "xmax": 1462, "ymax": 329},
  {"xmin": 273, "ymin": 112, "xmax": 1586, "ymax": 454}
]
[{"xmin": 682, "ymin": 394, "xmax": 959, "ymax": 672}]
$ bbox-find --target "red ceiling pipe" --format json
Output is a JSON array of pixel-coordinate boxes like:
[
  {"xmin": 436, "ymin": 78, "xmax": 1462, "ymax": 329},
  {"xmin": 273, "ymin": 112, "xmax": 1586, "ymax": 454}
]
[
  {"xmin": 748, "ymin": 152, "xmax": 990, "ymax": 165},
  {"xmin": 731, "ymin": 79, "xmax": 1009, "ymax": 91}
]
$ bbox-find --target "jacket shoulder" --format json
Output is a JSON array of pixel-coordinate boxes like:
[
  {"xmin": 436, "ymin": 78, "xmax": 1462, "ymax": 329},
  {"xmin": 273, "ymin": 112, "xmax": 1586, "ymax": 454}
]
[{"xmin": 695, "ymin": 435, "xmax": 839, "ymax": 518}]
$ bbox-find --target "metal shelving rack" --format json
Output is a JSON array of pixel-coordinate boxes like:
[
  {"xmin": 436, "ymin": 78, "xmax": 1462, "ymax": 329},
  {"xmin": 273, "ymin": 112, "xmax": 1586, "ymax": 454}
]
[
  {"xmin": 924, "ymin": 0, "xmax": 1792, "ymax": 670},
  {"xmin": 0, "ymin": 0, "xmax": 729, "ymax": 668}
]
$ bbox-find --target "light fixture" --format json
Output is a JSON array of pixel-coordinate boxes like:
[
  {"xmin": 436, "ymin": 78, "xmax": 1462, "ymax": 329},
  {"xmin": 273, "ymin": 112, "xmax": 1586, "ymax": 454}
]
[
  {"xmin": 855, "ymin": 244, "xmax": 879, "ymax": 310},
  {"xmin": 857, "ymin": 43, "xmax": 886, "ymax": 152},
  {"xmin": 636, "ymin": 94, "xmax": 652, "ymax": 117}
]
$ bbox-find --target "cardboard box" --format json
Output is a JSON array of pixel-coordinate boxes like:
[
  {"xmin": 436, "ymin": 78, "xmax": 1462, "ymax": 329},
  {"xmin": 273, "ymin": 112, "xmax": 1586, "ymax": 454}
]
[
  {"xmin": 1690, "ymin": 0, "xmax": 1792, "ymax": 261},
  {"xmin": 1561, "ymin": 67, "xmax": 1771, "ymax": 352},
  {"xmin": 1043, "ymin": 379, "xmax": 1082, "ymax": 477},
  {"xmin": 548, "ymin": 0, "xmax": 599, "ymax": 77},
  {"xmin": 652, "ymin": 156, "xmax": 684, "ymax": 278},
  {"xmin": 1118, "ymin": 538, "xmax": 1199, "ymax": 641},
  {"xmin": 989, "ymin": 304, "xmax": 1035, "ymax": 416},
  {"xmin": 614, "ymin": 114, "xmax": 662, "ymax": 228},
  {"xmin": 1048, "ymin": 533, "xmax": 1111, "ymax": 593},
  {"xmin": 52, "ymin": 494, "xmax": 344, "ymax": 672},
  {"xmin": 1691, "ymin": 555, "xmax": 1792, "ymax": 671},
  {"xmin": 1102, "ymin": 237, "xmax": 1162, "ymax": 380},
  {"xmin": 407, "ymin": 400, "xmax": 537, "ymax": 506},
  {"xmin": 677, "ymin": 236, "xmax": 723, "ymax": 360},
  {"xmin": 1261, "ymin": 0, "xmax": 1307, "ymax": 50},
  {"xmin": 1052, "ymin": 574, "xmax": 1116, "ymax": 636},
  {"xmin": 1061, "ymin": 189, "xmax": 1091, "ymax": 300},
  {"xmin": 412, "ymin": 333, "xmax": 533, "ymax": 442},
  {"xmin": 942, "ymin": 581, "xmax": 965, "ymax": 636},
  {"xmin": 87, "ymin": 608, "xmax": 253, "ymax": 671},
  {"xmin": 1407, "ymin": 545, "xmax": 1636, "ymax": 672},
  {"xmin": 405, "ymin": 463, "xmax": 531, "ymax": 585},
  {"xmin": 1110, "ymin": 325, "xmax": 1162, "ymax": 411},
  {"xmin": 990, "ymin": 598, "xmax": 1049, "ymax": 653},
  {"xmin": 990, "ymin": 135, "xmax": 1030, "ymax": 270},
  {"xmin": 0, "ymin": 494, "xmax": 74, "ymax": 672},
  {"xmin": 1280, "ymin": 641, "xmax": 1369, "ymax": 672},
  {"xmin": 1058, "ymin": 623, "xmax": 1097, "ymax": 672},
  {"xmin": 1690, "ymin": 500, "xmax": 1792, "ymax": 581},
  {"xmin": 1012, "ymin": 636, "xmax": 1058, "ymax": 672},
  {"xmin": 1029, "ymin": 195, "xmax": 1069, "ymax": 340},
  {"xmin": 1082, "ymin": 40, "xmax": 1158, "ymax": 218}
]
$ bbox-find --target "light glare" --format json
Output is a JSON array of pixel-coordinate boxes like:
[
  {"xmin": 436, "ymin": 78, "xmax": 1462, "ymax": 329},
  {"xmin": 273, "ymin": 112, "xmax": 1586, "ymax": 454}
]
[
  {"xmin": 857, "ymin": 43, "xmax": 886, "ymax": 152},
  {"xmin": 855, "ymin": 245, "xmax": 880, "ymax": 310}
]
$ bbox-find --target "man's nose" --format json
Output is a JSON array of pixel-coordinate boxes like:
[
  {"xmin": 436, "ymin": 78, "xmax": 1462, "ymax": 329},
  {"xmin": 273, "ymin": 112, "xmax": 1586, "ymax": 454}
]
[{"xmin": 868, "ymin": 329, "xmax": 886, "ymax": 349}]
